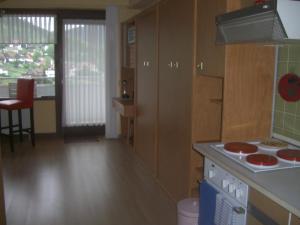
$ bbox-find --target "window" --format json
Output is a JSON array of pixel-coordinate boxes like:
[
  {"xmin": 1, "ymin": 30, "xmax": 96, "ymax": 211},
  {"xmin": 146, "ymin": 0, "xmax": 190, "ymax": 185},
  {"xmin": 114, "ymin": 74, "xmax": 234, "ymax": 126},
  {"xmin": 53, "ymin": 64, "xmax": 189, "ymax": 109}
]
[{"xmin": 0, "ymin": 14, "xmax": 56, "ymax": 98}]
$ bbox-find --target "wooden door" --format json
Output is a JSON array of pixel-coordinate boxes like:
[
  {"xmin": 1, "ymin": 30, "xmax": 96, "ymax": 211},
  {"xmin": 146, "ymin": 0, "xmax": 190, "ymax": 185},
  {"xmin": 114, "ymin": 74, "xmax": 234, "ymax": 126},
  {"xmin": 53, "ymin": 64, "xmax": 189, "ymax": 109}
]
[
  {"xmin": 196, "ymin": 0, "xmax": 226, "ymax": 77},
  {"xmin": 0, "ymin": 151, "xmax": 6, "ymax": 225},
  {"xmin": 158, "ymin": 0, "xmax": 194, "ymax": 201},
  {"xmin": 135, "ymin": 8, "xmax": 158, "ymax": 174}
]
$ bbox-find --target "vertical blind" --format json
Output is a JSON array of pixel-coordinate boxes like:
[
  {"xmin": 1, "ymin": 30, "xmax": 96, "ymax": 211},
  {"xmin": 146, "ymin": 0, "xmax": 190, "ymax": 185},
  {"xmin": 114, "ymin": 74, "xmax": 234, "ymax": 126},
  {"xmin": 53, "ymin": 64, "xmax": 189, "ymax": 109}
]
[
  {"xmin": 63, "ymin": 20, "xmax": 106, "ymax": 127},
  {"xmin": 0, "ymin": 14, "xmax": 56, "ymax": 44}
]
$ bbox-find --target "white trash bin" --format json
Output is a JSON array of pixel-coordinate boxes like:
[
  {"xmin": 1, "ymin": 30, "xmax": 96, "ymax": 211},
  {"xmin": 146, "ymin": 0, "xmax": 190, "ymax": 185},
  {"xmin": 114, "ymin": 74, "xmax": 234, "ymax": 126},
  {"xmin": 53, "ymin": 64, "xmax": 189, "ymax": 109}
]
[{"xmin": 177, "ymin": 198, "xmax": 199, "ymax": 225}]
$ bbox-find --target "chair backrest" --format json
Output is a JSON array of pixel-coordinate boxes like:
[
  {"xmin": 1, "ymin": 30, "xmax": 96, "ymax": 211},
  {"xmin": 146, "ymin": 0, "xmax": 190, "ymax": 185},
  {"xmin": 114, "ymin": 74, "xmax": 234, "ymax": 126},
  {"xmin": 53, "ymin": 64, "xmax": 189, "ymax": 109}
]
[{"xmin": 17, "ymin": 79, "xmax": 35, "ymax": 107}]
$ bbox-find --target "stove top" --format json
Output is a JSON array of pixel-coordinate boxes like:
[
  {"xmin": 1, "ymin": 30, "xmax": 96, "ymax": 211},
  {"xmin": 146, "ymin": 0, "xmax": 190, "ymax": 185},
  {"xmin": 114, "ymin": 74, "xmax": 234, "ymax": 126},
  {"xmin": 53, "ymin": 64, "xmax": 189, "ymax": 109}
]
[{"xmin": 211, "ymin": 141, "xmax": 300, "ymax": 173}]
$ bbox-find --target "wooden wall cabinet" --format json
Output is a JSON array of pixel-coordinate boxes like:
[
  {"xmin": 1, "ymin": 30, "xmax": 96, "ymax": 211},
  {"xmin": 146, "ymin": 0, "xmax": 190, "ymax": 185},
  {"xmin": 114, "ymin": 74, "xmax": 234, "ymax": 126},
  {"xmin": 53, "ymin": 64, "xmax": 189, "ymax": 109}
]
[
  {"xmin": 196, "ymin": 0, "xmax": 226, "ymax": 77},
  {"xmin": 135, "ymin": 7, "xmax": 158, "ymax": 174},
  {"xmin": 221, "ymin": 1, "xmax": 275, "ymax": 143}
]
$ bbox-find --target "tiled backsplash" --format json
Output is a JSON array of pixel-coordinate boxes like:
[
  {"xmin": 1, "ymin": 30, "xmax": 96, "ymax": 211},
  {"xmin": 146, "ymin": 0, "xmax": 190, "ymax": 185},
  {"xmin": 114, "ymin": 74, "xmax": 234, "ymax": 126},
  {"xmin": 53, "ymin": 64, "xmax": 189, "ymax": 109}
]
[{"xmin": 273, "ymin": 45, "xmax": 300, "ymax": 144}]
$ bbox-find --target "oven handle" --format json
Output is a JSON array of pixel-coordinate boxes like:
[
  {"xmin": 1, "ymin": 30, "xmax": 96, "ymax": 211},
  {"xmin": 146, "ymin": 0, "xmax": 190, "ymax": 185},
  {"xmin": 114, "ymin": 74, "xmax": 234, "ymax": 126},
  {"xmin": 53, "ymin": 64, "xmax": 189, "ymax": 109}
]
[{"xmin": 247, "ymin": 202, "xmax": 280, "ymax": 225}]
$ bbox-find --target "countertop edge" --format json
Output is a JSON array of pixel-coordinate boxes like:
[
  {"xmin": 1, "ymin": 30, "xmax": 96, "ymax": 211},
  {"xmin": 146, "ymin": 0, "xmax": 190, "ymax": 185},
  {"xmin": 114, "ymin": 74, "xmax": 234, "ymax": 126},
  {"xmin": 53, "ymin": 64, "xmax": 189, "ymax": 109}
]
[{"xmin": 193, "ymin": 142, "xmax": 300, "ymax": 218}]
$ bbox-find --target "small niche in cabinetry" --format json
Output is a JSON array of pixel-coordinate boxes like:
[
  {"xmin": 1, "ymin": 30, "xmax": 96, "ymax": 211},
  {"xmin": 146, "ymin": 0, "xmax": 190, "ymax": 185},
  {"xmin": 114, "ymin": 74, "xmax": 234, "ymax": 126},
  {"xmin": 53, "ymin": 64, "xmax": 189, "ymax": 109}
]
[
  {"xmin": 118, "ymin": 19, "xmax": 137, "ymax": 147},
  {"xmin": 122, "ymin": 20, "xmax": 136, "ymax": 69}
]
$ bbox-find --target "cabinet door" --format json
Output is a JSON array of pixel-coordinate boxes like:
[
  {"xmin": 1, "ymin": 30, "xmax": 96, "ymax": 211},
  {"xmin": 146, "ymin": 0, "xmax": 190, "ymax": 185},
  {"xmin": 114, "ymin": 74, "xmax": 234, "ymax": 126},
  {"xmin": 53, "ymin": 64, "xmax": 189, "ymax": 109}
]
[
  {"xmin": 158, "ymin": 0, "xmax": 194, "ymax": 201},
  {"xmin": 135, "ymin": 8, "xmax": 158, "ymax": 174},
  {"xmin": 291, "ymin": 214, "xmax": 300, "ymax": 225},
  {"xmin": 192, "ymin": 75, "xmax": 223, "ymax": 142},
  {"xmin": 196, "ymin": 0, "xmax": 225, "ymax": 77},
  {"xmin": 247, "ymin": 188, "xmax": 289, "ymax": 225}
]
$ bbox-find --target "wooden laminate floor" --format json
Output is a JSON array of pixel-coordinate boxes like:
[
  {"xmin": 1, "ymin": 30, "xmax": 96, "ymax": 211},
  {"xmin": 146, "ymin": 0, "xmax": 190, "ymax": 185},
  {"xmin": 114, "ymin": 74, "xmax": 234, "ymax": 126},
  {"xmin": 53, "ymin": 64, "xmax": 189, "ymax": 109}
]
[{"xmin": 1, "ymin": 137, "xmax": 177, "ymax": 225}]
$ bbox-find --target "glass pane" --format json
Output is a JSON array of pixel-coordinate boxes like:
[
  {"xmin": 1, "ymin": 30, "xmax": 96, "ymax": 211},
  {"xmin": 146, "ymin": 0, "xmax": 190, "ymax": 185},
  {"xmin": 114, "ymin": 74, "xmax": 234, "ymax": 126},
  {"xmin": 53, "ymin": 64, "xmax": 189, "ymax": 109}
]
[{"xmin": 63, "ymin": 21, "xmax": 106, "ymax": 126}]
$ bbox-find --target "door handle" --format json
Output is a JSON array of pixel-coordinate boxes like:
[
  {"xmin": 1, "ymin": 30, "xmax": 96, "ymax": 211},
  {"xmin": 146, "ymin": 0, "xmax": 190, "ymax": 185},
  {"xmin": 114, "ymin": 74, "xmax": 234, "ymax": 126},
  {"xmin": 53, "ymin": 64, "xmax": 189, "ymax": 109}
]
[{"xmin": 168, "ymin": 61, "xmax": 173, "ymax": 68}]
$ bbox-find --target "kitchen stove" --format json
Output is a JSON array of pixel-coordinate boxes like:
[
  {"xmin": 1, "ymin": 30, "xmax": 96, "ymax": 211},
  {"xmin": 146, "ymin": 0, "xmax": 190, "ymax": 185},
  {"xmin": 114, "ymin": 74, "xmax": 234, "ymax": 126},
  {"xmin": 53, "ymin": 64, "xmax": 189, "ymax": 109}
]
[{"xmin": 211, "ymin": 141, "xmax": 300, "ymax": 173}]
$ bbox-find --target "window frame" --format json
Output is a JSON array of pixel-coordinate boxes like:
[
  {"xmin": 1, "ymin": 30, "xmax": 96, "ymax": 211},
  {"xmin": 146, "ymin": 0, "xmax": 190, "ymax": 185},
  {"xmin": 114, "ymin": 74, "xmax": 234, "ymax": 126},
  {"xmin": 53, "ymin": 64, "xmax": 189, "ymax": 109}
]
[{"xmin": 0, "ymin": 9, "xmax": 106, "ymax": 134}]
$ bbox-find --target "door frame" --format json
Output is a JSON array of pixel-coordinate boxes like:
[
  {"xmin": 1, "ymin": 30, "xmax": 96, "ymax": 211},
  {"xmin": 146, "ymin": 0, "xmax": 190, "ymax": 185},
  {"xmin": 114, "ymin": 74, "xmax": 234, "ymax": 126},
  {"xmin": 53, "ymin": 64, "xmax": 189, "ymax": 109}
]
[{"xmin": 55, "ymin": 10, "xmax": 106, "ymax": 137}]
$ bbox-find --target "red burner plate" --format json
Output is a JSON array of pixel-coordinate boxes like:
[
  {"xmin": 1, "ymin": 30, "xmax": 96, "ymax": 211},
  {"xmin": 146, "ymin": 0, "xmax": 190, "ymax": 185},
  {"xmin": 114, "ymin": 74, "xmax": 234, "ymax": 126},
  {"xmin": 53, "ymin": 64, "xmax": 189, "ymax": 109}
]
[
  {"xmin": 277, "ymin": 149, "xmax": 300, "ymax": 163},
  {"xmin": 224, "ymin": 142, "xmax": 258, "ymax": 155},
  {"xmin": 246, "ymin": 154, "xmax": 278, "ymax": 167}
]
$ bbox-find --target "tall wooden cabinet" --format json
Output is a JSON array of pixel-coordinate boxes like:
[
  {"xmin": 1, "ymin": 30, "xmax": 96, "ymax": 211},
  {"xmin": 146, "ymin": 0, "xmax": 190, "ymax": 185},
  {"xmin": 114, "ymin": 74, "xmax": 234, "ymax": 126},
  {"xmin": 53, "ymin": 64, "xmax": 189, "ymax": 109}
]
[
  {"xmin": 132, "ymin": 0, "xmax": 275, "ymax": 201},
  {"xmin": 135, "ymin": 8, "xmax": 158, "ymax": 174},
  {"xmin": 157, "ymin": 0, "xmax": 194, "ymax": 201}
]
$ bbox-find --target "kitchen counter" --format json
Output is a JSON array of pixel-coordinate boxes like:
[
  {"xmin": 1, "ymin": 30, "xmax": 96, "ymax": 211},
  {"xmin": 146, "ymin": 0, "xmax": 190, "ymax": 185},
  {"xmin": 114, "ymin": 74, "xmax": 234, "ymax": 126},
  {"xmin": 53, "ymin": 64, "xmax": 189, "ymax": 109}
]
[{"xmin": 193, "ymin": 142, "xmax": 300, "ymax": 218}]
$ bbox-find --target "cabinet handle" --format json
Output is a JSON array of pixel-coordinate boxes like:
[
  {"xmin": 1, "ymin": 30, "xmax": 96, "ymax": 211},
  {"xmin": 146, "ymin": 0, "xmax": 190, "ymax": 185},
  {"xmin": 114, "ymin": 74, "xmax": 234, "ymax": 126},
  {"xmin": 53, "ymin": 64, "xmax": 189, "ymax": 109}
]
[
  {"xmin": 168, "ymin": 61, "xmax": 173, "ymax": 68},
  {"xmin": 174, "ymin": 61, "xmax": 179, "ymax": 69},
  {"xmin": 143, "ymin": 61, "xmax": 146, "ymax": 67},
  {"xmin": 196, "ymin": 62, "xmax": 204, "ymax": 71},
  {"xmin": 146, "ymin": 61, "xmax": 150, "ymax": 67}
]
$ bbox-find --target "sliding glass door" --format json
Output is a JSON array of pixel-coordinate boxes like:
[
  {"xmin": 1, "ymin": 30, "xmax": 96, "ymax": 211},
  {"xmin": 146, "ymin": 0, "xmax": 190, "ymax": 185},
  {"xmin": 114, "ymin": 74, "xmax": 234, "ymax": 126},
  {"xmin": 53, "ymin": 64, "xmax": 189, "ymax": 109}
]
[{"xmin": 62, "ymin": 20, "xmax": 105, "ymax": 131}]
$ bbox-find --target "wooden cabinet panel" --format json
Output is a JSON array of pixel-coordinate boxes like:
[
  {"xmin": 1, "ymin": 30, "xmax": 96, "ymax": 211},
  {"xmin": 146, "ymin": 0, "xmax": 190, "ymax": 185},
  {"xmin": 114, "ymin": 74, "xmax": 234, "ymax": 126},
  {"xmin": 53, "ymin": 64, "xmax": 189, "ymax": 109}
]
[
  {"xmin": 291, "ymin": 214, "xmax": 300, "ymax": 225},
  {"xmin": 135, "ymin": 8, "xmax": 158, "ymax": 174},
  {"xmin": 158, "ymin": 0, "xmax": 194, "ymax": 201},
  {"xmin": 247, "ymin": 188, "xmax": 289, "ymax": 225},
  {"xmin": 222, "ymin": 44, "xmax": 275, "ymax": 142},
  {"xmin": 192, "ymin": 75, "xmax": 223, "ymax": 142},
  {"xmin": 196, "ymin": 0, "xmax": 226, "ymax": 77}
]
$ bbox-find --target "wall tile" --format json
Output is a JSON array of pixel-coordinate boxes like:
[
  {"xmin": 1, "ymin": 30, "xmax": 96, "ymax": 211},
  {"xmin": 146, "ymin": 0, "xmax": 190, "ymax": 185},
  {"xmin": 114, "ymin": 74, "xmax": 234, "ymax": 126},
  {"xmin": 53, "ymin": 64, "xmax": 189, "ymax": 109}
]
[
  {"xmin": 277, "ymin": 62, "xmax": 288, "ymax": 79},
  {"xmin": 287, "ymin": 62, "xmax": 300, "ymax": 75},
  {"xmin": 274, "ymin": 95, "xmax": 284, "ymax": 111},
  {"xmin": 274, "ymin": 111, "xmax": 284, "ymax": 128},
  {"xmin": 295, "ymin": 119, "xmax": 300, "ymax": 134},
  {"xmin": 283, "ymin": 113, "xmax": 295, "ymax": 131},
  {"xmin": 278, "ymin": 45, "xmax": 289, "ymax": 62},
  {"xmin": 289, "ymin": 45, "xmax": 300, "ymax": 62},
  {"xmin": 273, "ymin": 45, "xmax": 300, "ymax": 143},
  {"xmin": 285, "ymin": 102, "xmax": 297, "ymax": 114}
]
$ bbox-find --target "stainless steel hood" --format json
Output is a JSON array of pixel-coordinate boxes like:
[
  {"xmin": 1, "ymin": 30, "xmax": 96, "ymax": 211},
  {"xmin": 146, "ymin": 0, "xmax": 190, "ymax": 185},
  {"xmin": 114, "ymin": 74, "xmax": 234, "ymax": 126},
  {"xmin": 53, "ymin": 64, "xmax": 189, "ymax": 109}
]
[{"xmin": 216, "ymin": 0, "xmax": 300, "ymax": 44}]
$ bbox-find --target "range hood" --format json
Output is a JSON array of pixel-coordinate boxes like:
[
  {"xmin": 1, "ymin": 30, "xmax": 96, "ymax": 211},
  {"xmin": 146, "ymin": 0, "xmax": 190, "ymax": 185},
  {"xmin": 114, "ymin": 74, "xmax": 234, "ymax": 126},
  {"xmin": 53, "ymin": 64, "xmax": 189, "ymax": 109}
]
[{"xmin": 216, "ymin": 0, "xmax": 300, "ymax": 44}]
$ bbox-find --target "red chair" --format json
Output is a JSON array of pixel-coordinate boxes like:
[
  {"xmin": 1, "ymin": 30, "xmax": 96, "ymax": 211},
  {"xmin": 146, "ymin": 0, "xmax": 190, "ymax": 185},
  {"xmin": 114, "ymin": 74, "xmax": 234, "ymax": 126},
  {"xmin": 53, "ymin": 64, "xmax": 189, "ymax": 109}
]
[{"xmin": 0, "ymin": 79, "xmax": 35, "ymax": 152}]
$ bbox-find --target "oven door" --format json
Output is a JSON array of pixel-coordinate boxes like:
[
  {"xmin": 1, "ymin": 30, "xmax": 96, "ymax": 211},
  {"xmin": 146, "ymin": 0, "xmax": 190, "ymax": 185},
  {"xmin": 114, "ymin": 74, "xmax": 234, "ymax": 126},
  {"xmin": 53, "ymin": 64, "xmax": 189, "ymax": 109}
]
[{"xmin": 199, "ymin": 180, "xmax": 247, "ymax": 225}]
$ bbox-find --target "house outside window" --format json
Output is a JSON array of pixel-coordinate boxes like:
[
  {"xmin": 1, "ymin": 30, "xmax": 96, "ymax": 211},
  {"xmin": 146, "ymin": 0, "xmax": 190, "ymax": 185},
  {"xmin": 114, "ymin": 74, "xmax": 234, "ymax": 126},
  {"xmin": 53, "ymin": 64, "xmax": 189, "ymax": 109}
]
[{"xmin": 0, "ymin": 14, "xmax": 56, "ymax": 98}]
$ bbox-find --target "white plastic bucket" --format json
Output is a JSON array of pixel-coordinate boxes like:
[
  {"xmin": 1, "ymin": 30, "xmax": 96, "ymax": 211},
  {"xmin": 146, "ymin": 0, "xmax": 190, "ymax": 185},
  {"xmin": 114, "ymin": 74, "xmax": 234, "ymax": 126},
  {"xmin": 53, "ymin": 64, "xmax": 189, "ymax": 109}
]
[{"xmin": 177, "ymin": 198, "xmax": 199, "ymax": 225}]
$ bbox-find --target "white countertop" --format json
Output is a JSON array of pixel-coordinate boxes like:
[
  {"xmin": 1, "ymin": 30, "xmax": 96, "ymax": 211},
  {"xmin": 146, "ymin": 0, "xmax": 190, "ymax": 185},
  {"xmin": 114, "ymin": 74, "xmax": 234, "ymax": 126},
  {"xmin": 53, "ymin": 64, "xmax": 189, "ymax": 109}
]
[{"xmin": 193, "ymin": 142, "xmax": 300, "ymax": 218}]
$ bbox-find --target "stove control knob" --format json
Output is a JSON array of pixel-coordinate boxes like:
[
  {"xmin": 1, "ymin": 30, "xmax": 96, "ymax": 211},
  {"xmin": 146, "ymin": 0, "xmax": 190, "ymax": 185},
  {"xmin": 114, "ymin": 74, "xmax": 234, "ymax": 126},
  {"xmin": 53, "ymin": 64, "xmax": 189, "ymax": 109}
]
[
  {"xmin": 208, "ymin": 169, "xmax": 216, "ymax": 178},
  {"xmin": 228, "ymin": 184, "xmax": 236, "ymax": 193},
  {"xmin": 222, "ymin": 179, "xmax": 230, "ymax": 189},
  {"xmin": 235, "ymin": 189, "xmax": 243, "ymax": 199}
]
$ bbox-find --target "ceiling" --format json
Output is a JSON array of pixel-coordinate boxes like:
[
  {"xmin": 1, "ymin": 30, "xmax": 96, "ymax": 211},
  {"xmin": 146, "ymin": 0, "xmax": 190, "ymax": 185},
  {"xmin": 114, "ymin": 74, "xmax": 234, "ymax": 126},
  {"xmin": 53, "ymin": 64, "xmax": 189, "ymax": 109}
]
[
  {"xmin": 0, "ymin": 0, "xmax": 140, "ymax": 22},
  {"xmin": 0, "ymin": 0, "xmax": 130, "ymax": 9}
]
